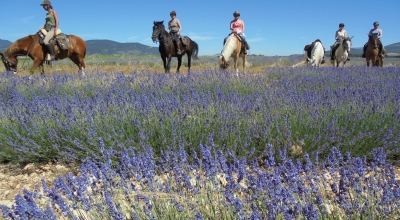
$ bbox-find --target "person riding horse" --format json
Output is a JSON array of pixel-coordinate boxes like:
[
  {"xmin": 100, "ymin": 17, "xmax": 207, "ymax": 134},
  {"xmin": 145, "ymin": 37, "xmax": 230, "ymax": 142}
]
[
  {"xmin": 330, "ymin": 23, "xmax": 350, "ymax": 61},
  {"xmin": 168, "ymin": 10, "xmax": 184, "ymax": 55},
  {"xmin": 223, "ymin": 11, "xmax": 250, "ymax": 54},
  {"xmin": 362, "ymin": 21, "xmax": 385, "ymax": 58},
  {"xmin": 40, "ymin": 0, "xmax": 58, "ymax": 61},
  {"xmin": 304, "ymin": 39, "xmax": 326, "ymax": 64}
]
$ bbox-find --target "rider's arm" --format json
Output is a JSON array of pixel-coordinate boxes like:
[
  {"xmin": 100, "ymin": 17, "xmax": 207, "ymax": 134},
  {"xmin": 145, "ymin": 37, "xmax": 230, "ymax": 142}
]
[
  {"xmin": 52, "ymin": 10, "xmax": 59, "ymax": 36},
  {"xmin": 230, "ymin": 21, "xmax": 234, "ymax": 32},
  {"xmin": 344, "ymin": 30, "xmax": 347, "ymax": 38},
  {"xmin": 335, "ymin": 30, "xmax": 339, "ymax": 40},
  {"xmin": 176, "ymin": 19, "xmax": 182, "ymax": 34},
  {"xmin": 242, "ymin": 20, "xmax": 245, "ymax": 33},
  {"xmin": 378, "ymin": 30, "xmax": 383, "ymax": 38}
]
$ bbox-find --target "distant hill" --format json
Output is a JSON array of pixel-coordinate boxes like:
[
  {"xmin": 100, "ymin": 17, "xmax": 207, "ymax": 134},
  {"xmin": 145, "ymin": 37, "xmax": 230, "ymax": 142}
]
[
  {"xmin": 85, "ymin": 40, "xmax": 159, "ymax": 56},
  {"xmin": 0, "ymin": 39, "xmax": 12, "ymax": 51},
  {"xmin": 1, "ymin": 38, "xmax": 399, "ymax": 56}
]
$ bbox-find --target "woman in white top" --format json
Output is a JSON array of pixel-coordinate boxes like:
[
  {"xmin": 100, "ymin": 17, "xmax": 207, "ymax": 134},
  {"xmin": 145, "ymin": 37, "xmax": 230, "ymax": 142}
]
[{"xmin": 330, "ymin": 23, "xmax": 349, "ymax": 61}]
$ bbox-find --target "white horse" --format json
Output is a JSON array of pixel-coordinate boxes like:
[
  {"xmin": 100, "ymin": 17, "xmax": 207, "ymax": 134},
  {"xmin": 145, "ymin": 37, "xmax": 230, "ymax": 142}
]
[
  {"xmin": 305, "ymin": 41, "xmax": 325, "ymax": 67},
  {"xmin": 332, "ymin": 37, "xmax": 352, "ymax": 67},
  {"xmin": 217, "ymin": 33, "xmax": 246, "ymax": 76}
]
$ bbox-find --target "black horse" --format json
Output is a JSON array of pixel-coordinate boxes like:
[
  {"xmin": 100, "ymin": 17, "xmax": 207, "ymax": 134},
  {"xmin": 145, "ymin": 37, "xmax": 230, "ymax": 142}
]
[{"xmin": 151, "ymin": 21, "xmax": 199, "ymax": 73}]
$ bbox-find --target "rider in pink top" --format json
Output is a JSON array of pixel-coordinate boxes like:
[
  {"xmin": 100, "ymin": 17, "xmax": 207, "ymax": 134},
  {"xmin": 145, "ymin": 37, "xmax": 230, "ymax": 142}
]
[{"xmin": 223, "ymin": 11, "xmax": 250, "ymax": 54}]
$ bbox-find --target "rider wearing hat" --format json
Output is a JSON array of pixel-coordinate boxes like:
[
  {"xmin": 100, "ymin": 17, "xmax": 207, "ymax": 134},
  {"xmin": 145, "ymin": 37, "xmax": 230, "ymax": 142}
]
[
  {"xmin": 40, "ymin": 0, "xmax": 58, "ymax": 61},
  {"xmin": 168, "ymin": 10, "xmax": 184, "ymax": 55},
  {"xmin": 330, "ymin": 23, "xmax": 350, "ymax": 61},
  {"xmin": 224, "ymin": 11, "xmax": 250, "ymax": 54},
  {"xmin": 362, "ymin": 21, "xmax": 385, "ymax": 58}
]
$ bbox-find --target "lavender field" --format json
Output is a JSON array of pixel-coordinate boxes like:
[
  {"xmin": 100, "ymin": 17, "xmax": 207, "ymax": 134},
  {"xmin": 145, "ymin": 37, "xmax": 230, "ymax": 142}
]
[{"xmin": 0, "ymin": 64, "xmax": 399, "ymax": 219}]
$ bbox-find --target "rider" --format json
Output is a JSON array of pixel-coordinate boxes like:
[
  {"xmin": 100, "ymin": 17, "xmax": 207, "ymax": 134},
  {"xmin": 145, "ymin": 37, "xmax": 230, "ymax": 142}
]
[
  {"xmin": 224, "ymin": 11, "xmax": 250, "ymax": 54},
  {"xmin": 40, "ymin": 0, "xmax": 58, "ymax": 61},
  {"xmin": 330, "ymin": 23, "xmax": 350, "ymax": 61},
  {"xmin": 168, "ymin": 10, "xmax": 184, "ymax": 55},
  {"xmin": 362, "ymin": 21, "xmax": 385, "ymax": 58}
]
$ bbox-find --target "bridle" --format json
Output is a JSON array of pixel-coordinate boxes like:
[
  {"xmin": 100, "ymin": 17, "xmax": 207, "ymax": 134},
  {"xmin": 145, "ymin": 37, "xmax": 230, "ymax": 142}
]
[
  {"xmin": 1, "ymin": 33, "xmax": 37, "ymax": 72},
  {"xmin": 152, "ymin": 23, "xmax": 172, "ymax": 44}
]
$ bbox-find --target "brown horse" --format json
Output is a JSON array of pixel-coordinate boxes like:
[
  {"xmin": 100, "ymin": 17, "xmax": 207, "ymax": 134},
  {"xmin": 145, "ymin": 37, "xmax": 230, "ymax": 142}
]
[
  {"xmin": 0, "ymin": 33, "xmax": 86, "ymax": 75},
  {"xmin": 151, "ymin": 21, "xmax": 199, "ymax": 73},
  {"xmin": 217, "ymin": 33, "xmax": 246, "ymax": 76},
  {"xmin": 365, "ymin": 34, "xmax": 383, "ymax": 67}
]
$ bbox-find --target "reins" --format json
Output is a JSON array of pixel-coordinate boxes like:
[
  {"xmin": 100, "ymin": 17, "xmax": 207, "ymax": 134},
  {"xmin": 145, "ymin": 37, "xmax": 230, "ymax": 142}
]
[{"xmin": 20, "ymin": 33, "xmax": 37, "ymax": 69}]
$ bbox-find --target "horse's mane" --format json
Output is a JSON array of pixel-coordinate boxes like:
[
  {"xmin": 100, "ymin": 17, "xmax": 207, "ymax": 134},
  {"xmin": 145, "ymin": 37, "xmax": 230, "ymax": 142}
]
[
  {"xmin": 4, "ymin": 41, "xmax": 19, "ymax": 56},
  {"xmin": 221, "ymin": 34, "xmax": 237, "ymax": 59},
  {"xmin": 3, "ymin": 35, "xmax": 35, "ymax": 56}
]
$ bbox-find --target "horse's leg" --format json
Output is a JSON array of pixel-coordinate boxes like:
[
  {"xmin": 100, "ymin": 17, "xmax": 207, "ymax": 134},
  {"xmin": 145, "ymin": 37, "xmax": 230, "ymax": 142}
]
[
  {"xmin": 242, "ymin": 55, "xmax": 246, "ymax": 73},
  {"xmin": 70, "ymin": 55, "xmax": 86, "ymax": 76},
  {"xmin": 234, "ymin": 56, "xmax": 239, "ymax": 77},
  {"xmin": 166, "ymin": 55, "xmax": 172, "ymax": 74},
  {"xmin": 177, "ymin": 56, "xmax": 182, "ymax": 73},
  {"xmin": 187, "ymin": 53, "xmax": 192, "ymax": 74},
  {"xmin": 30, "ymin": 59, "xmax": 43, "ymax": 75},
  {"xmin": 161, "ymin": 55, "xmax": 167, "ymax": 73}
]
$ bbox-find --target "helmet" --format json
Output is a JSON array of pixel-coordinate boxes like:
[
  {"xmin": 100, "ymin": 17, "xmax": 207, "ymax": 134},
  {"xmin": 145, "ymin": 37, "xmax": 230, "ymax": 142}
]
[
  {"xmin": 233, "ymin": 11, "xmax": 240, "ymax": 17},
  {"xmin": 40, "ymin": 0, "xmax": 52, "ymax": 6},
  {"xmin": 339, "ymin": 23, "xmax": 344, "ymax": 27},
  {"xmin": 373, "ymin": 21, "xmax": 379, "ymax": 26},
  {"xmin": 170, "ymin": 10, "xmax": 176, "ymax": 16}
]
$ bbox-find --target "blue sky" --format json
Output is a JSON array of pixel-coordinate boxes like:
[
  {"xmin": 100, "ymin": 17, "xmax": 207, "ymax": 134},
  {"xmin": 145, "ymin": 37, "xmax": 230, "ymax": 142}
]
[{"xmin": 1, "ymin": 0, "xmax": 399, "ymax": 56}]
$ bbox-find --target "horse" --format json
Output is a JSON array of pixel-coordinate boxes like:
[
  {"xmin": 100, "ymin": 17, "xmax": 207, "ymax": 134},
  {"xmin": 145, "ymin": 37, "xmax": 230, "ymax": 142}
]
[
  {"xmin": 217, "ymin": 33, "xmax": 246, "ymax": 76},
  {"xmin": 304, "ymin": 41, "xmax": 324, "ymax": 67},
  {"xmin": 333, "ymin": 37, "xmax": 352, "ymax": 67},
  {"xmin": 151, "ymin": 21, "xmax": 199, "ymax": 73},
  {"xmin": 0, "ymin": 32, "xmax": 86, "ymax": 75},
  {"xmin": 365, "ymin": 34, "xmax": 383, "ymax": 67}
]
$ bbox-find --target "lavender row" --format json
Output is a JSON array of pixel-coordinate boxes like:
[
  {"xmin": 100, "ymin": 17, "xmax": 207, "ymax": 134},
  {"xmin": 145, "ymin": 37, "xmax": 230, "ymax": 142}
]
[
  {"xmin": 0, "ymin": 66, "xmax": 400, "ymax": 164},
  {"xmin": 1, "ymin": 142, "xmax": 399, "ymax": 219}
]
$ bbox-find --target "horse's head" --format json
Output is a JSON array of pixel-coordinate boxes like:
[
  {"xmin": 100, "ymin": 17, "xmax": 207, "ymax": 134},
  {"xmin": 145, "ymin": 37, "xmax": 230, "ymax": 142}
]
[
  {"xmin": 217, "ymin": 55, "xmax": 230, "ymax": 69},
  {"xmin": 152, "ymin": 21, "xmax": 165, "ymax": 43},
  {"xmin": 0, "ymin": 52, "xmax": 18, "ymax": 74},
  {"xmin": 342, "ymin": 37, "xmax": 352, "ymax": 53},
  {"xmin": 368, "ymin": 34, "xmax": 379, "ymax": 49}
]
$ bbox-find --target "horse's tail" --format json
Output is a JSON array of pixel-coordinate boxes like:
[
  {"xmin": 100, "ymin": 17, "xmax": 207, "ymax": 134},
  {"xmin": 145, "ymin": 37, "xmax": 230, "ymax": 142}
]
[{"xmin": 191, "ymin": 40, "xmax": 199, "ymax": 60}]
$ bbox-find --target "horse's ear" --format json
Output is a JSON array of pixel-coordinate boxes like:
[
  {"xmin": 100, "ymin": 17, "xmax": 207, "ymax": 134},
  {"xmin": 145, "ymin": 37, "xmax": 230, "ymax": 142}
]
[
  {"xmin": 162, "ymin": 20, "xmax": 164, "ymax": 24},
  {"xmin": 350, "ymin": 36, "xmax": 354, "ymax": 39},
  {"xmin": 154, "ymin": 21, "xmax": 156, "ymax": 24}
]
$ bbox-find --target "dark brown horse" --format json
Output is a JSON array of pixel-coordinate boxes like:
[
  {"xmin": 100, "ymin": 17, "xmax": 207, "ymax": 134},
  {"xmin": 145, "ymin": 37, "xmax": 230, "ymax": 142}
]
[
  {"xmin": 365, "ymin": 34, "xmax": 383, "ymax": 67},
  {"xmin": 151, "ymin": 21, "xmax": 199, "ymax": 73},
  {"xmin": 0, "ymin": 33, "xmax": 86, "ymax": 75}
]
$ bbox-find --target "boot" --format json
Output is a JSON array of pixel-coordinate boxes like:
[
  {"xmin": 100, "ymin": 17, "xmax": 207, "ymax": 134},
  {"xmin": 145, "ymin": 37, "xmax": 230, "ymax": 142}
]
[
  {"xmin": 245, "ymin": 42, "xmax": 250, "ymax": 50},
  {"xmin": 378, "ymin": 44, "xmax": 384, "ymax": 58},
  {"xmin": 330, "ymin": 49, "xmax": 335, "ymax": 60},
  {"xmin": 45, "ymin": 44, "xmax": 55, "ymax": 60},
  {"xmin": 176, "ymin": 42, "xmax": 183, "ymax": 55}
]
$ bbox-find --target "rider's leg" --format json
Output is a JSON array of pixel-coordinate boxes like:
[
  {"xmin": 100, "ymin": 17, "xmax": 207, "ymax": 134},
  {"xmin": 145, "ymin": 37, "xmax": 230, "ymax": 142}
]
[
  {"xmin": 240, "ymin": 35, "xmax": 249, "ymax": 54},
  {"xmin": 378, "ymin": 40, "xmax": 384, "ymax": 57},
  {"xmin": 176, "ymin": 36, "xmax": 183, "ymax": 55},
  {"xmin": 43, "ymin": 28, "xmax": 55, "ymax": 60},
  {"xmin": 362, "ymin": 43, "xmax": 367, "ymax": 58}
]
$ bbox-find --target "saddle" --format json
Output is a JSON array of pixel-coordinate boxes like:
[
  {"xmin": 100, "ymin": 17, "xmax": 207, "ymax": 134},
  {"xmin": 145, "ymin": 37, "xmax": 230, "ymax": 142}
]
[
  {"xmin": 180, "ymin": 36, "xmax": 190, "ymax": 47},
  {"xmin": 39, "ymin": 29, "xmax": 71, "ymax": 50},
  {"xmin": 304, "ymin": 39, "xmax": 325, "ymax": 59}
]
